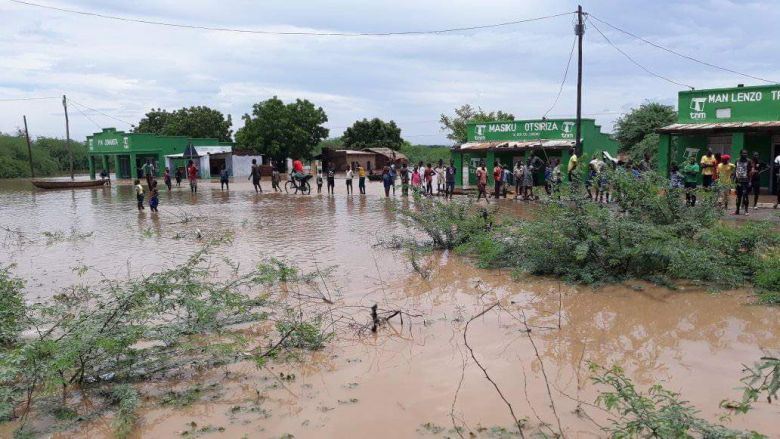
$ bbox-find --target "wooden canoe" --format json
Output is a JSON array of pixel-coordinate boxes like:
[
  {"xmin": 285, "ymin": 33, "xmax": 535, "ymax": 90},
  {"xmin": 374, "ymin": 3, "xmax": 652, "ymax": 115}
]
[{"xmin": 32, "ymin": 179, "xmax": 107, "ymax": 189}]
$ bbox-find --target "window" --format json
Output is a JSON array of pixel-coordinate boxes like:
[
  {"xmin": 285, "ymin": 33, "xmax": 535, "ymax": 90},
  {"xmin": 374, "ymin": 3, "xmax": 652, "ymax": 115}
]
[{"xmin": 715, "ymin": 108, "xmax": 732, "ymax": 119}]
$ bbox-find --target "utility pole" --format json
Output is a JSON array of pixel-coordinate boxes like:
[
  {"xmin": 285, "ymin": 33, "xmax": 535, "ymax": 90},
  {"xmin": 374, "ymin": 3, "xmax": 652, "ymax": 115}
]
[
  {"xmin": 62, "ymin": 95, "xmax": 73, "ymax": 180},
  {"xmin": 575, "ymin": 5, "xmax": 585, "ymax": 155},
  {"xmin": 23, "ymin": 116, "xmax": 35, "ymax": 178}
]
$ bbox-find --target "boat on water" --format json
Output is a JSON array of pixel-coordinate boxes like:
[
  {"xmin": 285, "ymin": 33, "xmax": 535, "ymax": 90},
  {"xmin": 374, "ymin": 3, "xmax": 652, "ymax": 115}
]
[{"xmin": 32, "ymin": 179, "xmax": 107, "ymax": 189}]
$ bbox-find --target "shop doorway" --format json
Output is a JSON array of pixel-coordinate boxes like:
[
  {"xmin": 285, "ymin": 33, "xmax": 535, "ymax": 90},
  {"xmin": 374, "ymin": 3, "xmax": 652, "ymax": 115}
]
[{"xmin": 118, "ymin": 155, "xmax": 131, "ymax": 179}]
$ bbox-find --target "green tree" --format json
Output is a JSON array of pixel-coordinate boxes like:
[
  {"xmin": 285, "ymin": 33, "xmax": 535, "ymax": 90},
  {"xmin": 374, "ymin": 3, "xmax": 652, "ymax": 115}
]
[
  {"xmin": 614, "ymin": 102, "xmax": 676, "ymax": 159},
  {"xmin": 342, "ymin": 118, "xmax": 403, "ymax": 150},
  {"xmin": 439, "ymin": 105, "xmax": 515, "ymax": 143},
  {"xmin": 235, "ymin": 97, "xmax": 329, "ymax": 163},
  {"xmin": 134, "ymin": 106, "xmax": 233, "ymax": 142}
]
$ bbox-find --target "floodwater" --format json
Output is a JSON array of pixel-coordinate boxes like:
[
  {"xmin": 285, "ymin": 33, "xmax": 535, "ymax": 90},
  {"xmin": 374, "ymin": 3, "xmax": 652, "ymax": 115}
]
[{"xmin": 0, "ymin": 177, "xmax": 778, "ymax": 438}]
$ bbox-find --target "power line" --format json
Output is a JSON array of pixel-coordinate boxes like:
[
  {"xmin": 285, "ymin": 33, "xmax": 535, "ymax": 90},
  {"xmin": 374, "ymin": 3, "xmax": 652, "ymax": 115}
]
[
  {"xmin": 0, "ymin": 96, "xmax": 59, "ymax": 102},
  {"xmin": 543, "ymin": 35, "xmax": 577, "ymax": 119},
  {"xmin": 70, "ymin": 102, "xmax": 103, "ymax": 130},
  {"xmin": 587, "ymin": 17, "xmax": 694, "ymax": 90},
  {"xmin": 66, "ymin": 98, "xmax": 135, "ymax": 127},
  {"xmin": 8, "ymin": 1, "xmax": 574, "ymax": 37},
  {"xmin": 588, "ymin": 14, "xmax": 777, "ymax": 85}
]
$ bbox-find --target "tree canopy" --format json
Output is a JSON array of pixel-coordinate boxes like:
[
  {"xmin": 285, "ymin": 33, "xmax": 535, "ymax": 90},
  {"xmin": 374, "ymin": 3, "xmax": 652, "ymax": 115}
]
[
  {"xmin": 439, "ymin": 105, "xmax": 515, "ymax": 144},
  {"xmin": 235, "ymin": 97, "xmax": 329, "ymax": 162},
  {"xmin": 614, "ymin": 102, "xmax": 676, "ymax": 161},
  {"xmin": 342, "ymin": 118, "xmax": 403, "ymax": 151},
  {"xmin": 134, "ymin": 106, "xmax": 233, "ymax": 142},
  {"xmin": 0, "ymin": 132, "xmax": 88, "ymax": 178}
]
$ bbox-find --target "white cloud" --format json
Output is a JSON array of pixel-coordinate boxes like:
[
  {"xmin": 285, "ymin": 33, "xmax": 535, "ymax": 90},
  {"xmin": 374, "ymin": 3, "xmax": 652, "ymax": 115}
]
[{"xmin": 1, "ymin": 0, "xmax": 779, "ymax": 143}]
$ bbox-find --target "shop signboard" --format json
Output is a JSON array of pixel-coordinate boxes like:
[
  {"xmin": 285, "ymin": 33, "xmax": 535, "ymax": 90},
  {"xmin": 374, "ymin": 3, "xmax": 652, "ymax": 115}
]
[
  {"xmin": 679, "ymin": 84, "xmax": 780, "ymax": 123},
  {"xmin": 467, "ymin": 119, "xmax": 577, "ymax": 142}
]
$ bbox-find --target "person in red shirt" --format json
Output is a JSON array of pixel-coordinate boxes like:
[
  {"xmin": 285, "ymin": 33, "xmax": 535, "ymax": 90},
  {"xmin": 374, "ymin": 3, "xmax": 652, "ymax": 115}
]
[
  {"xmin": 424, "ymin": 163, "xmax": 434, "ymax": 195},
  {"xmin": 292, "ymin": 159, "xmax": 304, "ymax": 174},
  {"xmin": 186, "ymin": 160, "xmax": 198, "ymax": 193},
  {"xmin": 493, "ymin": 161, "xmax": 503, "ymax": 198}
]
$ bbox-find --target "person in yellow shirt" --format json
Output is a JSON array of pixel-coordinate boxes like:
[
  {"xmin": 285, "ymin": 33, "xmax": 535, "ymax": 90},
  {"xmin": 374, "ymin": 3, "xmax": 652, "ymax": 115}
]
[
  {"xmin": 357, "ymin": 165, "xmax": 366, "ymax": 194},
  {"xmin": 567, "ymin": 147, "xmax": 578, "ymax": 183},
  {"xmin": 700, "ymin": 148, "xmax": 717, "ymax": 188},
  {"xmin": 716, "ymin": 154, "xmax": 735, "ymax": 210}
]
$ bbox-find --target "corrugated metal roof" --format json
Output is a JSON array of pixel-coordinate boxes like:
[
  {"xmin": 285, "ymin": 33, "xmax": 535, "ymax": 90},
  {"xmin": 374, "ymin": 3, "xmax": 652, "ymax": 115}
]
[
  {"xmin": 657, "ymin": 121, "xmax": 780, "ymax": 133},
  {"xmin": 458, "ymin": 139, "xmax": 575, "ymax": 151}
]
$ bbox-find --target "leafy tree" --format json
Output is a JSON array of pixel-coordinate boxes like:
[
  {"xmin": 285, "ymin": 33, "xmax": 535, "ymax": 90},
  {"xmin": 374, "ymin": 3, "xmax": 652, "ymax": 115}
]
[
  {"xmin": 614, "ymin": 102, "xmax": 676, "ymax": 157},
  {"xmin": 399, "ymin": 142, "xmax": 451, "ymax": 166},
  {"xmin": 235, "ymin": 97, "xmax": 329, "ymax": 163},
  {"xmin": 439, "ymin": 105, "xmax": 515, "ymax": 143},
  {"xmin": 342, "ymin": 118, "xmax": 403, "ymax": 150},
  {"xmin": 134, "ymin": 106, "xmax": 233, "ymax": 142},
  {"xmin": 0, "ymin": 133, "xmax": 84, "ymax": 178}
]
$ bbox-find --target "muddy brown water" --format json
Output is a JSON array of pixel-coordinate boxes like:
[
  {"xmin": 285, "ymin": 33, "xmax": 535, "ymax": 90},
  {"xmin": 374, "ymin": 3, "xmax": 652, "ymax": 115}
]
[{"xmin": 0, "ymin": 178, "xmax": 778, "ymax": 438}]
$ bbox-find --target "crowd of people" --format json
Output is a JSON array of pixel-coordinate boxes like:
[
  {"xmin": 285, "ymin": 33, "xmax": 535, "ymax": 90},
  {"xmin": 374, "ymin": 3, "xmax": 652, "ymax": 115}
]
[
  {"xmin": 127, "ymin": 149, "xmax": 780, "ymax": 216},
  {"xmin": 672, "ymin": 148, "xmax": 778, "ymax": 215}
]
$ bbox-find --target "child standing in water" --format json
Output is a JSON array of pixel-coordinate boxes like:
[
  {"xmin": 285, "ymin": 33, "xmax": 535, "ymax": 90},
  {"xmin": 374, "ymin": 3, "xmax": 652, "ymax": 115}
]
[
  {"xmin": 149, "ymin": 180, "xmax": 159, "ymax": 212},
  {"xmin": 164, "ymin": 167, "xmax": 172, "ymax": 191},
  {"xmin": 134, "ymin": 179, "xmax": 145, "ymax": 211},
  {"xmin": 272, "ymin": 167, "xmax": 281, "ymax": 192},
  {"xmin": 316, "ymin": 172, "xmax": 323, "ymax": 193}
]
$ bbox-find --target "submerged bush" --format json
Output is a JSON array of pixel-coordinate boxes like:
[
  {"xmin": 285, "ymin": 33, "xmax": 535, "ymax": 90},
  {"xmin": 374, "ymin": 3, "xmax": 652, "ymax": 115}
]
[
  {"xmin": 591, "ymin": 363, "xmax": 763, "ymax": 438},
  {"xmin": 0, "ymin": 266, "xmax": 25, "ymax": 348},
  {"xmin": 0, "ymin": 250, "xmax": 336, "ymax": 435},
  {"xmin": 399, "ymin": 170, "xmax": 780, "ymax": 289},
  {"xmin": 754, "ymin": 252, "xmax": 780, "ymax": 305}
]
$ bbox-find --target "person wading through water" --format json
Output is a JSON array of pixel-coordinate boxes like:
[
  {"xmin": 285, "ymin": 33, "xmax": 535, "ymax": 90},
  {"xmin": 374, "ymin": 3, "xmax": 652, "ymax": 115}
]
[
  {"xmin": 476, "ymin": 161, "xmax": 489, "ymax": 203},
  {"xmin": 248, "ymin": 159, "xmax": 262, "ymax": 193}
]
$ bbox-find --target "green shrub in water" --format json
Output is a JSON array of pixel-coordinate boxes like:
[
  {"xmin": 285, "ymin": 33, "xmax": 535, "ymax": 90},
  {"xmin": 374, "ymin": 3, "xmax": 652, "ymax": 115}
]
[
  {"xmin": 0, "ymin": 266, "xmax": 25, "ymax": 348},
  {"xmin": 401, "ymin": 170, "xmax": 780, "ymax": 288},
  {"xmin": 754, "ymin": 252, "xmax": 780, "ymax": 305}
]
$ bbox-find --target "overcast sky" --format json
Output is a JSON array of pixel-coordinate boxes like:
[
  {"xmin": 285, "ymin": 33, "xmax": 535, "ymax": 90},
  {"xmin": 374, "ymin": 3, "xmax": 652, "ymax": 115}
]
[{"xmin": 1, "ymin": 0, "xmax": 778, "ymax": 144}]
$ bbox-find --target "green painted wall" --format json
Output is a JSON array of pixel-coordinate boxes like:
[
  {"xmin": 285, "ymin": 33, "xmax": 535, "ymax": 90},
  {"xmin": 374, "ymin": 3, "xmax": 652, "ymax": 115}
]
[
  {"xmin": 86, "ymin": 128, "xmax": 229, "ymax": 179},
  {"xmin": 678, "ymin": 84, "xmax": 780, "ymax": 124}
]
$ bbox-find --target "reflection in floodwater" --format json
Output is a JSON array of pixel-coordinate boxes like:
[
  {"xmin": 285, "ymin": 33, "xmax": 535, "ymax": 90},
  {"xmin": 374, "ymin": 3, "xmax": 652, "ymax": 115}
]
[{"xmin": 0, "ymin": 179, "xmax": 778, "ymax": 437}]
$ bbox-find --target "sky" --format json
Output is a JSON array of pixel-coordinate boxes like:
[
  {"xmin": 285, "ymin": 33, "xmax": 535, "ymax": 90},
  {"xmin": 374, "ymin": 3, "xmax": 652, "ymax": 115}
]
[{"xmin": 1, "ymin": 0, "xmax": 779, "ymax": 145}]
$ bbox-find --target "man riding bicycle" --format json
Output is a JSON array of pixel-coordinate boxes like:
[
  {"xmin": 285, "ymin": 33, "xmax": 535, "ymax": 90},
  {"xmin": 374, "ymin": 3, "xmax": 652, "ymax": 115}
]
[{"xmin": 290, "ymin": 158, "xmax": 312, "ymax": 187}]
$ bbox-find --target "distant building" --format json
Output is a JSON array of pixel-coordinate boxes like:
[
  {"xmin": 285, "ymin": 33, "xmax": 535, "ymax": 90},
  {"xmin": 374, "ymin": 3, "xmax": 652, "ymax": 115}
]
[
  {"xmin": 450, "ymin": 119, "xmax": 617, "ymax": 188},
  {"xmin": 657, "ymin": 84, "xmax": 780, "ymax": 193},
  {"xmin": 86, "ymin": 128, "xmax": 237, "ymax": 179},
  {"xmin": 364, "ymin": 147, "xmax": 408, "ymax": 169}
]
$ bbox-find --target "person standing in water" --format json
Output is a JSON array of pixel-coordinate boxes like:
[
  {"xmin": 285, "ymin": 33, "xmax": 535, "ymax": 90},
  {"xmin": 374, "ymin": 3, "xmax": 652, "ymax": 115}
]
[
  {"xmin": 358, "ymin": 164, "xmax": 366, "ymax": 195},
  {"xmin": 134, "ymin": 179, "xmax": 145, "ymax": 211},
  {"xmin": 149, "ymin": 180, "xmax": 159, "ymax": 212},
  {"xmin": 219, "ymin": 165, "xmax": 230, "ymax": 191},
  {"xmin": 142, "ymin": 159, "xmax": 155, "ymax": 190},
  {"xmin": 682, "ymin": 155, "xmax": 700, "ymax": 207},
  {"xmin": 175, "ymin": 167, "xmax": 183, "ymax": 187},
  {"xmin": 382, "ymin": 166, "xmax": 393, "ymax": 197},
  {"xmin": 271, "ymin": 164, "xmax": 281, "ymax": 192},
  {"xmin": 163, "ymin": 167, "xmax": 172, "ymax": 191},
  {"xmin": 248, "ymin": 159, "xmax": 262, "ymax": 193},
  {"xmin": 326, "ymin": 164, "xmax": 335, "ymax": 195},
  {"xmin": 187, "ymin": 160, "xmax": 198, "ymax": 193},
  {"xmin": 345, "ymin": 165, "xmax": 354, "ymax": 195}
]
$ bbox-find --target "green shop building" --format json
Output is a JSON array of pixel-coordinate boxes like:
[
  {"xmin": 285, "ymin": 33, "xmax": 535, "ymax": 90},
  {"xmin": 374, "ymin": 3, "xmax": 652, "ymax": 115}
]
[
  {"xmin": 451, "ymin": 118, "xmax": 618, "ymax": 188},
  {"xmin": 86, "ymin": 128, "xmax": 233, "ymax": 180},
  {"xmin": 657, "ymin": 84, "xmax": 780, "ymax": 193}
]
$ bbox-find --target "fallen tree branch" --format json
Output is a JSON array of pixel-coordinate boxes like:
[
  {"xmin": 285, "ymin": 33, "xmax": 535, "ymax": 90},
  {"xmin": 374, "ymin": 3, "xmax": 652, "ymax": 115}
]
[{"xmin": 463, "ymin": 302, "xmax": 526, "ymax": 438}]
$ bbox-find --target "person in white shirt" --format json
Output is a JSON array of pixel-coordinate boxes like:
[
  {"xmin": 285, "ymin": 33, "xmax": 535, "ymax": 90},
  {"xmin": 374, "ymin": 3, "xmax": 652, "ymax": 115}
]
[
  {"xmin": 435, "ymin": 161, "xmax": 446, "ymax": 195},
  {"xmin": 345, "ymin": 166, "xmax": 354, "ymax": 195}
]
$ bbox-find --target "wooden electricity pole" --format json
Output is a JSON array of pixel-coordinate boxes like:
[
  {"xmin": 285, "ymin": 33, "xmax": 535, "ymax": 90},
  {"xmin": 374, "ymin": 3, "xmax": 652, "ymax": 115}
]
[
  {"xmin": 23, "ymin": 115, "xmax": 34, "ymax": 178},
  {"xmin": 62, "ymin": 95, "xmax": 74, "ymax": 180},
  {"xmin": 575, "ymin": 5, "xmax": 584, "ymax": 155}
]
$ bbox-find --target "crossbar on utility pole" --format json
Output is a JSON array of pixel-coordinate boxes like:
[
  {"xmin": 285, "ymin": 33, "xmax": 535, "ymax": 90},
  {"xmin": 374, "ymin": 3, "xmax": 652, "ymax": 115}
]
[
  {"xmin": 23, "ymin": 115, "xmax": 34, "ymax": 178},
  {"xmin": 575, "ymin": 5, "xmax": 584, "ymax": 155}
]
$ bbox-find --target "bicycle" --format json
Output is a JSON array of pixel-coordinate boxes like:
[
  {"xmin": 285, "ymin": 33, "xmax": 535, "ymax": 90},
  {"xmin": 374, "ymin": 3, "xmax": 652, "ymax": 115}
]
[{"xmin": 285, "ymin": 174, "xmax": 312, "ymax": 195}]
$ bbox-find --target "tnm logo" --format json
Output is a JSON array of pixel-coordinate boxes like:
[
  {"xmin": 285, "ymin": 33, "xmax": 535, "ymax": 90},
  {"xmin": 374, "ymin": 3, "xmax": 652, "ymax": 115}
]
[
  {"xmin": 475, "ymin": 125, "xmax": 486, "ymax": 137},
  {"xmin": 689, "ymin": 98, "xmax": 707, "ymax": 119},
  {"xmin": 562, "ymin": 121, "xmax": 575, "ymax": 133}
]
